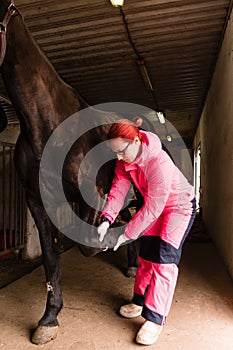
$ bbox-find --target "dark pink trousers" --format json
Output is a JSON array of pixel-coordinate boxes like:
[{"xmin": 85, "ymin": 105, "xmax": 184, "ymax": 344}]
[{"xmin": 132, "ymin": 199, "xmax": 196, "ymax": 325}]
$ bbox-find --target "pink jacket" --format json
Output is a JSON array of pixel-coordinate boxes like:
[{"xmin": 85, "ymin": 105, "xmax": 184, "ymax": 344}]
[{"xmin": 102, "ymin": 131, "xmax": 194, "ymax": 240}]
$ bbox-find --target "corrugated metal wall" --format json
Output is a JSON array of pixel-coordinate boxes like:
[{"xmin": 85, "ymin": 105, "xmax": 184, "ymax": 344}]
[{"xmin": 0, "ymin": 0, "xmax": 232, "ymax": 145}]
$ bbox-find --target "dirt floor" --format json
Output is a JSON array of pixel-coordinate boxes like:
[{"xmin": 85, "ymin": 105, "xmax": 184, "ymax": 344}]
[
  {"xmin": 0, "ymin": 255, "xmax": 41, "ymax": 289},
  {"xmin": 0, "ymin": 241, "xmax": 233, "ymax": 350}
]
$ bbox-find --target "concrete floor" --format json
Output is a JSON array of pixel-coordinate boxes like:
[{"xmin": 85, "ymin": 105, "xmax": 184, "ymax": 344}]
[{"xmin": 0, "ymin": 241, "xmax": 233, "ymax": 350}]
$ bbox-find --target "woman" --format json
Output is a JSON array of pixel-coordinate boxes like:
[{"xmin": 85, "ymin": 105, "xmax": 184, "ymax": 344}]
[{"xmin": 98, "ymin": 119, "xmax": 195, "ymax": 346}]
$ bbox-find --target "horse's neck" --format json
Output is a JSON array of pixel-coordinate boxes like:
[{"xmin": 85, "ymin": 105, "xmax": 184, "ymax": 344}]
[{"xmin": 1, "ymin": 16, "xmax": 79, "ymax": 143}]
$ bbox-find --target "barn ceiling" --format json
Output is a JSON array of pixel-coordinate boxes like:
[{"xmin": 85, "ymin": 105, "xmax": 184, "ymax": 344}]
[{"xmin": 0, "ymin": 0, "xmax": 232, "ymax": 147}]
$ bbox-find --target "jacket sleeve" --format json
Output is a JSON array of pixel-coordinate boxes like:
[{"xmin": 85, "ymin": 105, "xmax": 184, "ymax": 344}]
[
  {"xmin": 124, "ymin": 157, "xmax": 173, "ymax": 240},
  {"xmin": 101, "ymin": 161, "xmax": 131, "ymax": 223}
]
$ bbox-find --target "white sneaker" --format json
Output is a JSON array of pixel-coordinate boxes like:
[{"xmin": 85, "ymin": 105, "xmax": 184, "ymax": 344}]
[
  {"xmin": 119, "ymin": 303, "xmax": 143, "ymax": 318},
  {"xmin": 136, "ymin": 320, "xmax": 163, "ymax": 345}
]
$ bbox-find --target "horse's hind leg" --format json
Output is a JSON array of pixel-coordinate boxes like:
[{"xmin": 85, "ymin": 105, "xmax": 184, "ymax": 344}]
[
  {"xmin": 126, "ymin": 241, "xmax": 138, "ymax": 278},
  {"xmin": 26, "ymin": 195, "xmax": 62, "ymax": 345},
  {"xmin": 119, "ymin": 206, "xmax": 138, "ymax": 278}
]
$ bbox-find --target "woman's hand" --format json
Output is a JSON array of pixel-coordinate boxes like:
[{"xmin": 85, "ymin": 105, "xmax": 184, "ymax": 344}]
[
  {"xmin": 113, "ymin": 234, "xmax": 128, "ymax": 251},
  {"xmin": 97, "ymin": 221, "xmax": 110, "ymax": 242}
]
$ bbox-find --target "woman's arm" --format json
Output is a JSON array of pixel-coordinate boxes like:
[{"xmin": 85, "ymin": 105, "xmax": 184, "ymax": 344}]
[{"xmin": 101, "ymin": 161, "xmax": 131, "ymax": 223}]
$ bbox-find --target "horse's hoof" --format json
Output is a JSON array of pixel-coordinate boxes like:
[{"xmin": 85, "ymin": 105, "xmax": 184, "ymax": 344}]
[
  {"xmin": 31, "ymin": 325, "xmax": 59, "ymax": 345},
  {"xmin": 126, "ymin": 266, "xmax": 137, "ymax": 278}
]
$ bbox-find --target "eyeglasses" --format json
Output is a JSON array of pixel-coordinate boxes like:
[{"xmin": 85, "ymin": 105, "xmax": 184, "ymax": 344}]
[{"xmin": 115, "ymin": 142, "xmax": 131, "ymax": 156}]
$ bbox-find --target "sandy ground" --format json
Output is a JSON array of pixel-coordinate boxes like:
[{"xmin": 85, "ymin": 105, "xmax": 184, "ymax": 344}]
[{"xmin": 0, "ymin": 242, "xmax": 233, "ymax": 350}]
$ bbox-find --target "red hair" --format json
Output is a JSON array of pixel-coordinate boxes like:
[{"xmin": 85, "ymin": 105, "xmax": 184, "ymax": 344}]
[{"xmin": 108, "ymin": 119, "xmax": 141, "ymax": 141}]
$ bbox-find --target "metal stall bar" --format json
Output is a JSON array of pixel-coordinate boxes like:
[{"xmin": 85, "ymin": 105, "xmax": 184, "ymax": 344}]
[{"xmin": 0, "ymin": 141, "xmax": 26, "ymax": 257}]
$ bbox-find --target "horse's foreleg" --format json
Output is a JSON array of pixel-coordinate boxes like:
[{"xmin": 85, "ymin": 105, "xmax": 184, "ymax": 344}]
[{"xmin": 26, "ymin": 195, "xmax": 62, "ymax": 345}]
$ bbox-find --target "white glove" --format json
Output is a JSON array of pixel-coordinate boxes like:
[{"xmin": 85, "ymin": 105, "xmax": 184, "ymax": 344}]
[
  {"xmin": 113, "ymin": 234, "xmax": 128, "ymax": 251},
  {"xmin": 97, "ymin": 221, "xmax": 110, "ymax": 242}
]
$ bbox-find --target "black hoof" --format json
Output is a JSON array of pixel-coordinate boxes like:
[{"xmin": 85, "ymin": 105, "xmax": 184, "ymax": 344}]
[{"xmin": 126, "ymin": 266, "xmax": 137, "ymax": 278}]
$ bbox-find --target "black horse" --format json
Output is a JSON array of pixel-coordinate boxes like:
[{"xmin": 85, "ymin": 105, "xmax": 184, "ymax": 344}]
[
  {"xmin": 0, "ymin": 0, "xmax": 175, "ymax": 344},
  {"xmin": 0, "ymin": 1, "xmax": 141, "ymax": 344}
]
